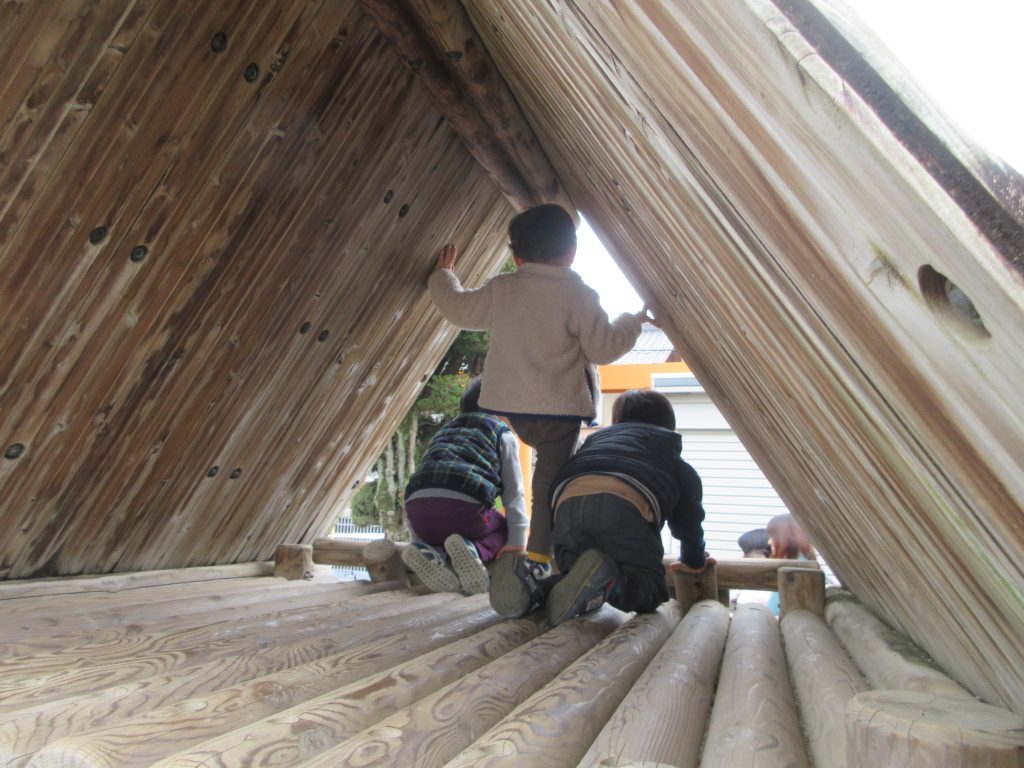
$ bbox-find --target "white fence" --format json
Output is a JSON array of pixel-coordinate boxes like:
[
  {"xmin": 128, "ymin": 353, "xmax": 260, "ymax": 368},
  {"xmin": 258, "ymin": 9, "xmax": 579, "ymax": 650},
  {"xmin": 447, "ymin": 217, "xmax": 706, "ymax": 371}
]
[{"xmin": 330, "ymin": 515, "xmax": 385, "ymax": 579}]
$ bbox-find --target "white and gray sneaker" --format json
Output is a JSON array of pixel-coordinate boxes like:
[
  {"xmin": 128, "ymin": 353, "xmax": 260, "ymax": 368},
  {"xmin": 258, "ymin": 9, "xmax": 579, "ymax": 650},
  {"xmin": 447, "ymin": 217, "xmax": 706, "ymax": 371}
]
[
  {"xmin": 401, "ymin": 542, "xmax": 460, "ymax": 593},
  {"xmin": 444, "ymin": 534, "xmax": 490, "ymax": 595}
]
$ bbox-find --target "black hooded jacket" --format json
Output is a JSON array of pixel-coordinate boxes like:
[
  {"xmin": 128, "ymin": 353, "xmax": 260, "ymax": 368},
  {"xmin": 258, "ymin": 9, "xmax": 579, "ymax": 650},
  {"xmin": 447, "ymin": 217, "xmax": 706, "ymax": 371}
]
[{"xmin": 550, "ymin": 421, "xmax": 707, "ymax": 568}]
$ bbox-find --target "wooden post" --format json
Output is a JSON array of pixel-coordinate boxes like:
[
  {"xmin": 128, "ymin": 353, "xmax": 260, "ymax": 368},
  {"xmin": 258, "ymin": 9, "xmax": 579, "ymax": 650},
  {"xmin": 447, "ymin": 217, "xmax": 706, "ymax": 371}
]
[
  {"xmin": 672, "ymin": 562, "xmax": 718, "ymax": 613},
  {"xmin": 846, "ymin": 691, "xmax": 1024, "ymax": 767},
  {"xmin": 274, "ymin": 544, "xmax": 313, "ymax": 580},
  {"xmin": 362, "ymin": 539, "xmax": 409, "ymax": 586},
  {"xmin": 778, "ymin": 566, "xmax": 825, "ymax": 616}
]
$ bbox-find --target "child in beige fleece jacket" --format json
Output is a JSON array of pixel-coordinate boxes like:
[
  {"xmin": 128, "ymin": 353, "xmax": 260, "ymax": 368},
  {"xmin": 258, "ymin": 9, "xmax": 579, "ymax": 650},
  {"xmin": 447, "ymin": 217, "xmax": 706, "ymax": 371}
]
[{"xmin": 428, "ymin": 203, "xmax": 649, "ymax": 569}]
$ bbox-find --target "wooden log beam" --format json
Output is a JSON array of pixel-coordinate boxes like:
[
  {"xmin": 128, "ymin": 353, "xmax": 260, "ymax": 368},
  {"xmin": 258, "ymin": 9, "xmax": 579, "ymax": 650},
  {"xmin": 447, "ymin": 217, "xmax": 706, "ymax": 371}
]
[
  {"xmin": 1, "ymin": 579, "xmax": 386, "ymax": 657},
  {"xmin": 0, "ymin": 589, "xmax": 450, "ymax": 707},
  {"xmin": 701, "ymin": 603, "xmax": 811, "ymax": 767},
  {"xmin": 25, "ymin": 596, "xmax": 499, "ymax": 768},
  {"xmin": 443, "ymin": 603, "xmax": 682, "ymax": 768},
  {"xmin": 311, "ymin": 537, "xmax": 367, "ymax": 567},
  {"xmin": 1, "ymin": 597, "xmax": 494, "ymax": 766},
  {"xmin": 846, "ymin": 691, "xmax": 1024, "ymax": 767},
  {"xmin": 781, "ymin": 609, "xmax": 870, "ymax": 768},
  {"xmin": 280, "ymin": 610, "xmax": 623, "ymax": 768},
  {"xmin": 581, "ymin": 600, "xmax": 730, "ymax": 767},
  {"xmin": 663, "ymin": 557, "xmax": 819, "ymax": 591},
  {"xmin": 778, "ymin": 566, "xmax": 826, "ymax": 616},
  {"xmin": 0, "ymin": 562, "xmax": 274, "ymax": 601},
  {"xmin": 400, "ymin": 0, "xmax": 572, "ymax": 212},
  {"xmin": 274, "ymin": 543, "xmax": 314, "ymax": 580},
  {"xmin": 358, "ymin": 0, "xmax": 575, "ymax": 216},
  {"xmin": 826, "ymin": 592, "xmax": 975, "ymax": 699},
  {"xmin": 162, "ymin": 613, "xmax": 558, "ymax": 768}
]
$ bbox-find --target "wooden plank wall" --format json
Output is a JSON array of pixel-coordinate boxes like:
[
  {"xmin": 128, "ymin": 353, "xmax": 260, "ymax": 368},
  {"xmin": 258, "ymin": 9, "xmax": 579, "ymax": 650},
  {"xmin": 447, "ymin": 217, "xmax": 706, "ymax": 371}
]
[
  {"xmin": 460, "ymin": 0, "xmax": 1024, "ymax": 712},
  {"xmin": 0, "ymin": 0, "xmax": 515, "ymax": 578}
]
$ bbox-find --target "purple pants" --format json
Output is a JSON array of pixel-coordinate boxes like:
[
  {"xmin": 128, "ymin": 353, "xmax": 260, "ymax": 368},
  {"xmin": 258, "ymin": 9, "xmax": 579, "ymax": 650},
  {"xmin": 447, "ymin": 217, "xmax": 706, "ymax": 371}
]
[{"xmin": 405, "ymin": 497, "xmax": 508, "ymax": 562}]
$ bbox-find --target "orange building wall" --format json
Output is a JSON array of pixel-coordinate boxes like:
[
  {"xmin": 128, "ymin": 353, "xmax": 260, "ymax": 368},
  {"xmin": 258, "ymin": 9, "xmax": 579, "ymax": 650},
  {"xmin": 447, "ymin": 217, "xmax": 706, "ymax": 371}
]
[{"xmin": 599, "ymin": 361, "xmax": 690, "ymax": 392}]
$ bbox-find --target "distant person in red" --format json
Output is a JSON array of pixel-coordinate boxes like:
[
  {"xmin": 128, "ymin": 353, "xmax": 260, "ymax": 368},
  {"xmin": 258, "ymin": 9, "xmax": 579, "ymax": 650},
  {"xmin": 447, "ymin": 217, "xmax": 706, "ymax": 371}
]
[
  {"xmin": 766, "ymin": 514, "xmax": 817, "ymax": 560},
  {"xmin": 766, "ymin": 513, "xmax": 817, "ymax": 615}
]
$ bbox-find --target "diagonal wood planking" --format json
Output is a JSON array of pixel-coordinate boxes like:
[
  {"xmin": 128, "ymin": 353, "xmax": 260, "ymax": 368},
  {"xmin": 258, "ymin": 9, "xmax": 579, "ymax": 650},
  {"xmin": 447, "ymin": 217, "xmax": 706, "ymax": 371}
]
[
  {"xmin": 460, "ymin": 0, "xmax": 1024, "ymax": 713},
  {"xmin": 0, "ymin": 0, "xmax": 515, "ymax": 578}
]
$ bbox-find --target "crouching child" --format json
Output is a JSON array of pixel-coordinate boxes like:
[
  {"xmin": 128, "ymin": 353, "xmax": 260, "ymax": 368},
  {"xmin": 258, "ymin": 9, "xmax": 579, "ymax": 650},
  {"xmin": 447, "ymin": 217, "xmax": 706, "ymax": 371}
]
[
  {"xmin": 488, "ymin": 388, "xmax": 711, "ymax": 624},
  {"xmin": 401, "ymin": 377, "xmax": 527, "ymax": 594}
]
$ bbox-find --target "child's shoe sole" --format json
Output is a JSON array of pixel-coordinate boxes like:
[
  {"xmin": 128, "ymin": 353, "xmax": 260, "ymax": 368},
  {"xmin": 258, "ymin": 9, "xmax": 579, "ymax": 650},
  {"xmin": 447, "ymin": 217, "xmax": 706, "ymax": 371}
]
[
  {"xmin": 545, "ymin": 548, "xmax": 618, "ymax": 626},
  {"xmin": 401, "ymin": 544, "xmax": 460, "ymax": 593},
  {"xmin": 444, "ymin": 534, "xmax": 490, "ymax": 595},
  {"xmin": 488, "ymin": 555, "xmax": 539, "ymax": 618}
]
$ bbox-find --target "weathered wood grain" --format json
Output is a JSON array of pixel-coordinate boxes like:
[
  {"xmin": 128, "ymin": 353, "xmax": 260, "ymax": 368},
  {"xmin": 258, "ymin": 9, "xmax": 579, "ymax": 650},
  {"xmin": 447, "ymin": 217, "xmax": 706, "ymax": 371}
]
[
  {"xmin": 778, "ymin": 566, "xmax": 825, "ymax": 616},
  {"xmin": 847, "ymin": 690, "xmax": 1024, "ymax": 767},
  {"xmin": 700, "ymin": 603, "xmax": 809, "ymax": 767},
  {"xmin": 781, "ymin": 608, "xmax": 870, "ymax": 768},
  {"xmin": 825, "ymin": 592, "xmax": 973, "ymax": 699},
  {"xmin": 0, "ymin": 0, "xmax": 515, "ymax": 580},
  {"xmin": 442, "ymin": 603, "xmax": 682, "ymax": 768},
  {"xmin": 1, "ymin": 596, "xmax": 497, "ymax": 766},
  {"xmin": 0, "ymin": 562, "xmax": 272, "ymax": 601},
  {"xmin": 291, "ymin": 609, "xmax": 624, "ymax": 768},
  {"xmin": 672, "ymin": 563, "xmax": 719, "ymax": 613},
  {"xmin": 0, "ymin": 578, "xmax": 382, "ymax": 652},
  {"xmin": 462, "ymin": 0, "xmax": 1024, "ymax": 713},
  {"xmin": 19, "ymin": 595, "xmax": 499, "ymax": 767},
  {"xmin": 0, "ymin": 589, "xmax": 462, "ymax": 708},
  {"xmin": 580, "ymin": 600, "xmax": 730, "ymax": 768},
  {"xmin": 274, "ymin": 543, "xmax": 314, "ymax": 580}
]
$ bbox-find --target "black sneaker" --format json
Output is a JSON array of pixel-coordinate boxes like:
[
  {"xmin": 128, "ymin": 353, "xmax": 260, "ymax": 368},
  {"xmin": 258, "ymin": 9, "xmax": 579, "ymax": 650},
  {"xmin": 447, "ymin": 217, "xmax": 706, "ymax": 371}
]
[
  {"xmin": 545, "ymin": 549, "xmax": 618, "ymax": 626},
  {"xmin": 488, "ymin": 554, "xmax": 544, "ymax": 618}
]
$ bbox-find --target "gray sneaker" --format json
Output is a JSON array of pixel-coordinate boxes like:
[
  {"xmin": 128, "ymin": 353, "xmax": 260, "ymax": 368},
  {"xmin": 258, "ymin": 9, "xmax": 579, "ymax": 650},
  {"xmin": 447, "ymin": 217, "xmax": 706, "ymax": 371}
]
[
  {"xmin": 444, "ymin": 534, "xmax": 490, "ymax": 595},
  {"xmin": 545, "ymin": 549, "xmax": 618, "ymax": 625},
  {"xmin": 488, "ymin": 554, "xmax": 544, "ymax": 618},
  {"xmin": 401, "ymin": 543, "xmax": 460, "ymax": 593}
]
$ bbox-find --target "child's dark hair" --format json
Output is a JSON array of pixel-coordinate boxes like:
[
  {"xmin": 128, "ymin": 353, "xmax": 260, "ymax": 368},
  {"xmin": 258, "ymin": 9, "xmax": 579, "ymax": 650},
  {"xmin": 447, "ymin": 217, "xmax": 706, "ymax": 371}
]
[
  {"xmin": 508, "ymin": 204, "xmax": 576, "ymax": 263},
  {"xmin": 460, "ymin": 376, "xmax": 483, "ymax": 413},
  {"xmin": 611, "ymin": 389, "xmax": 675, "ymax": 430},
  {"xmin": 738, "ymin": 528, "xmax": 771, "ymax": 557}
]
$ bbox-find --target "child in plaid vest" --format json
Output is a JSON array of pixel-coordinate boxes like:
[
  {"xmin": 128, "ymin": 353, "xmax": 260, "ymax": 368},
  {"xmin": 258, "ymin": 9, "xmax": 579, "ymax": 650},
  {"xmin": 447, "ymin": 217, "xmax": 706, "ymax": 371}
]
[{"xmin": 401, "ymin": 377, "xmax": 527, "ymax": 594}]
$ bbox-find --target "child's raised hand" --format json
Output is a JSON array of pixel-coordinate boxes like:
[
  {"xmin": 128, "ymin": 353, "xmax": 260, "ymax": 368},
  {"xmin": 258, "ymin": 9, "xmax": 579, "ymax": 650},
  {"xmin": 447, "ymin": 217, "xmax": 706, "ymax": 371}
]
[
  {"xmin": 436, "ymin": 243, "xmax": 458, "ymax": 271},
  {"xmin": 640, "ymin": 304, "xmax": 660, "ymax": 328}
]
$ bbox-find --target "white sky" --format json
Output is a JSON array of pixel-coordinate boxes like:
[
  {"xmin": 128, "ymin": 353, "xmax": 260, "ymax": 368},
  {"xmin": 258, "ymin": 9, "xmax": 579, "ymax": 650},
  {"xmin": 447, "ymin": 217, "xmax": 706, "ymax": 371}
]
[{"xmin": 574, "ymin": 0, "xmax": 1022, "ymax": 316}]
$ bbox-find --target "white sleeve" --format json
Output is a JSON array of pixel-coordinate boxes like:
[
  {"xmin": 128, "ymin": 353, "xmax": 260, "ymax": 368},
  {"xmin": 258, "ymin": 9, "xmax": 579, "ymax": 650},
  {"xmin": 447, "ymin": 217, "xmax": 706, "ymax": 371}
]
[
  {"xmin": 428, "ymin": 269, "xmax": 493, "ymax": 330},
  {"xmin": 498, "ymin": 430, "xmax": 529, "ymax": 549}
]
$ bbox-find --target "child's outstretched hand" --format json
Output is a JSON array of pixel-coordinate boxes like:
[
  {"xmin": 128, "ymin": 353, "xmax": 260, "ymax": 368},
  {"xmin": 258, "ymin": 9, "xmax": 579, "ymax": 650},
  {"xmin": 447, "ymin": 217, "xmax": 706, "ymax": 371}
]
[{"xmin": 436, "ymin": 243, "xmax": 458, "ymax": 271}]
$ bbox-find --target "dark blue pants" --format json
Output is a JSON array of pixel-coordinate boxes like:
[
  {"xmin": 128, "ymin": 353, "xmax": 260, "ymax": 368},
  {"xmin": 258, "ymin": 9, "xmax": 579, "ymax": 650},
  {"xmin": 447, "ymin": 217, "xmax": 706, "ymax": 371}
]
[{"xmin": 552, "ymin": 493, "xmax": 669, "ymax": 613}]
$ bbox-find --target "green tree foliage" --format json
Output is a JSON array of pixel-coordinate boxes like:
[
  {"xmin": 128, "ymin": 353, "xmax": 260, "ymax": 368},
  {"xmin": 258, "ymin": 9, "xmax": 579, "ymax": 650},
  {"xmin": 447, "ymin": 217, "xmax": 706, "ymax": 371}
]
[
  {"xmin": 349, "ymin": 329, "xmax": 490, "ymax": 537},
  {"xmin": 346, "ymin": 258, "xmax": 511, "ymax": 537}
]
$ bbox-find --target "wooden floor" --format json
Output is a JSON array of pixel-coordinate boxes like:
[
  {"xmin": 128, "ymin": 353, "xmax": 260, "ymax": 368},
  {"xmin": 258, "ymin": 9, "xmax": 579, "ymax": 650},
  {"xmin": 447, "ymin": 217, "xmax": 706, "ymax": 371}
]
[{"xmin": 0, "ymin": 563, "xmax": 1019, "ymax": 768}]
